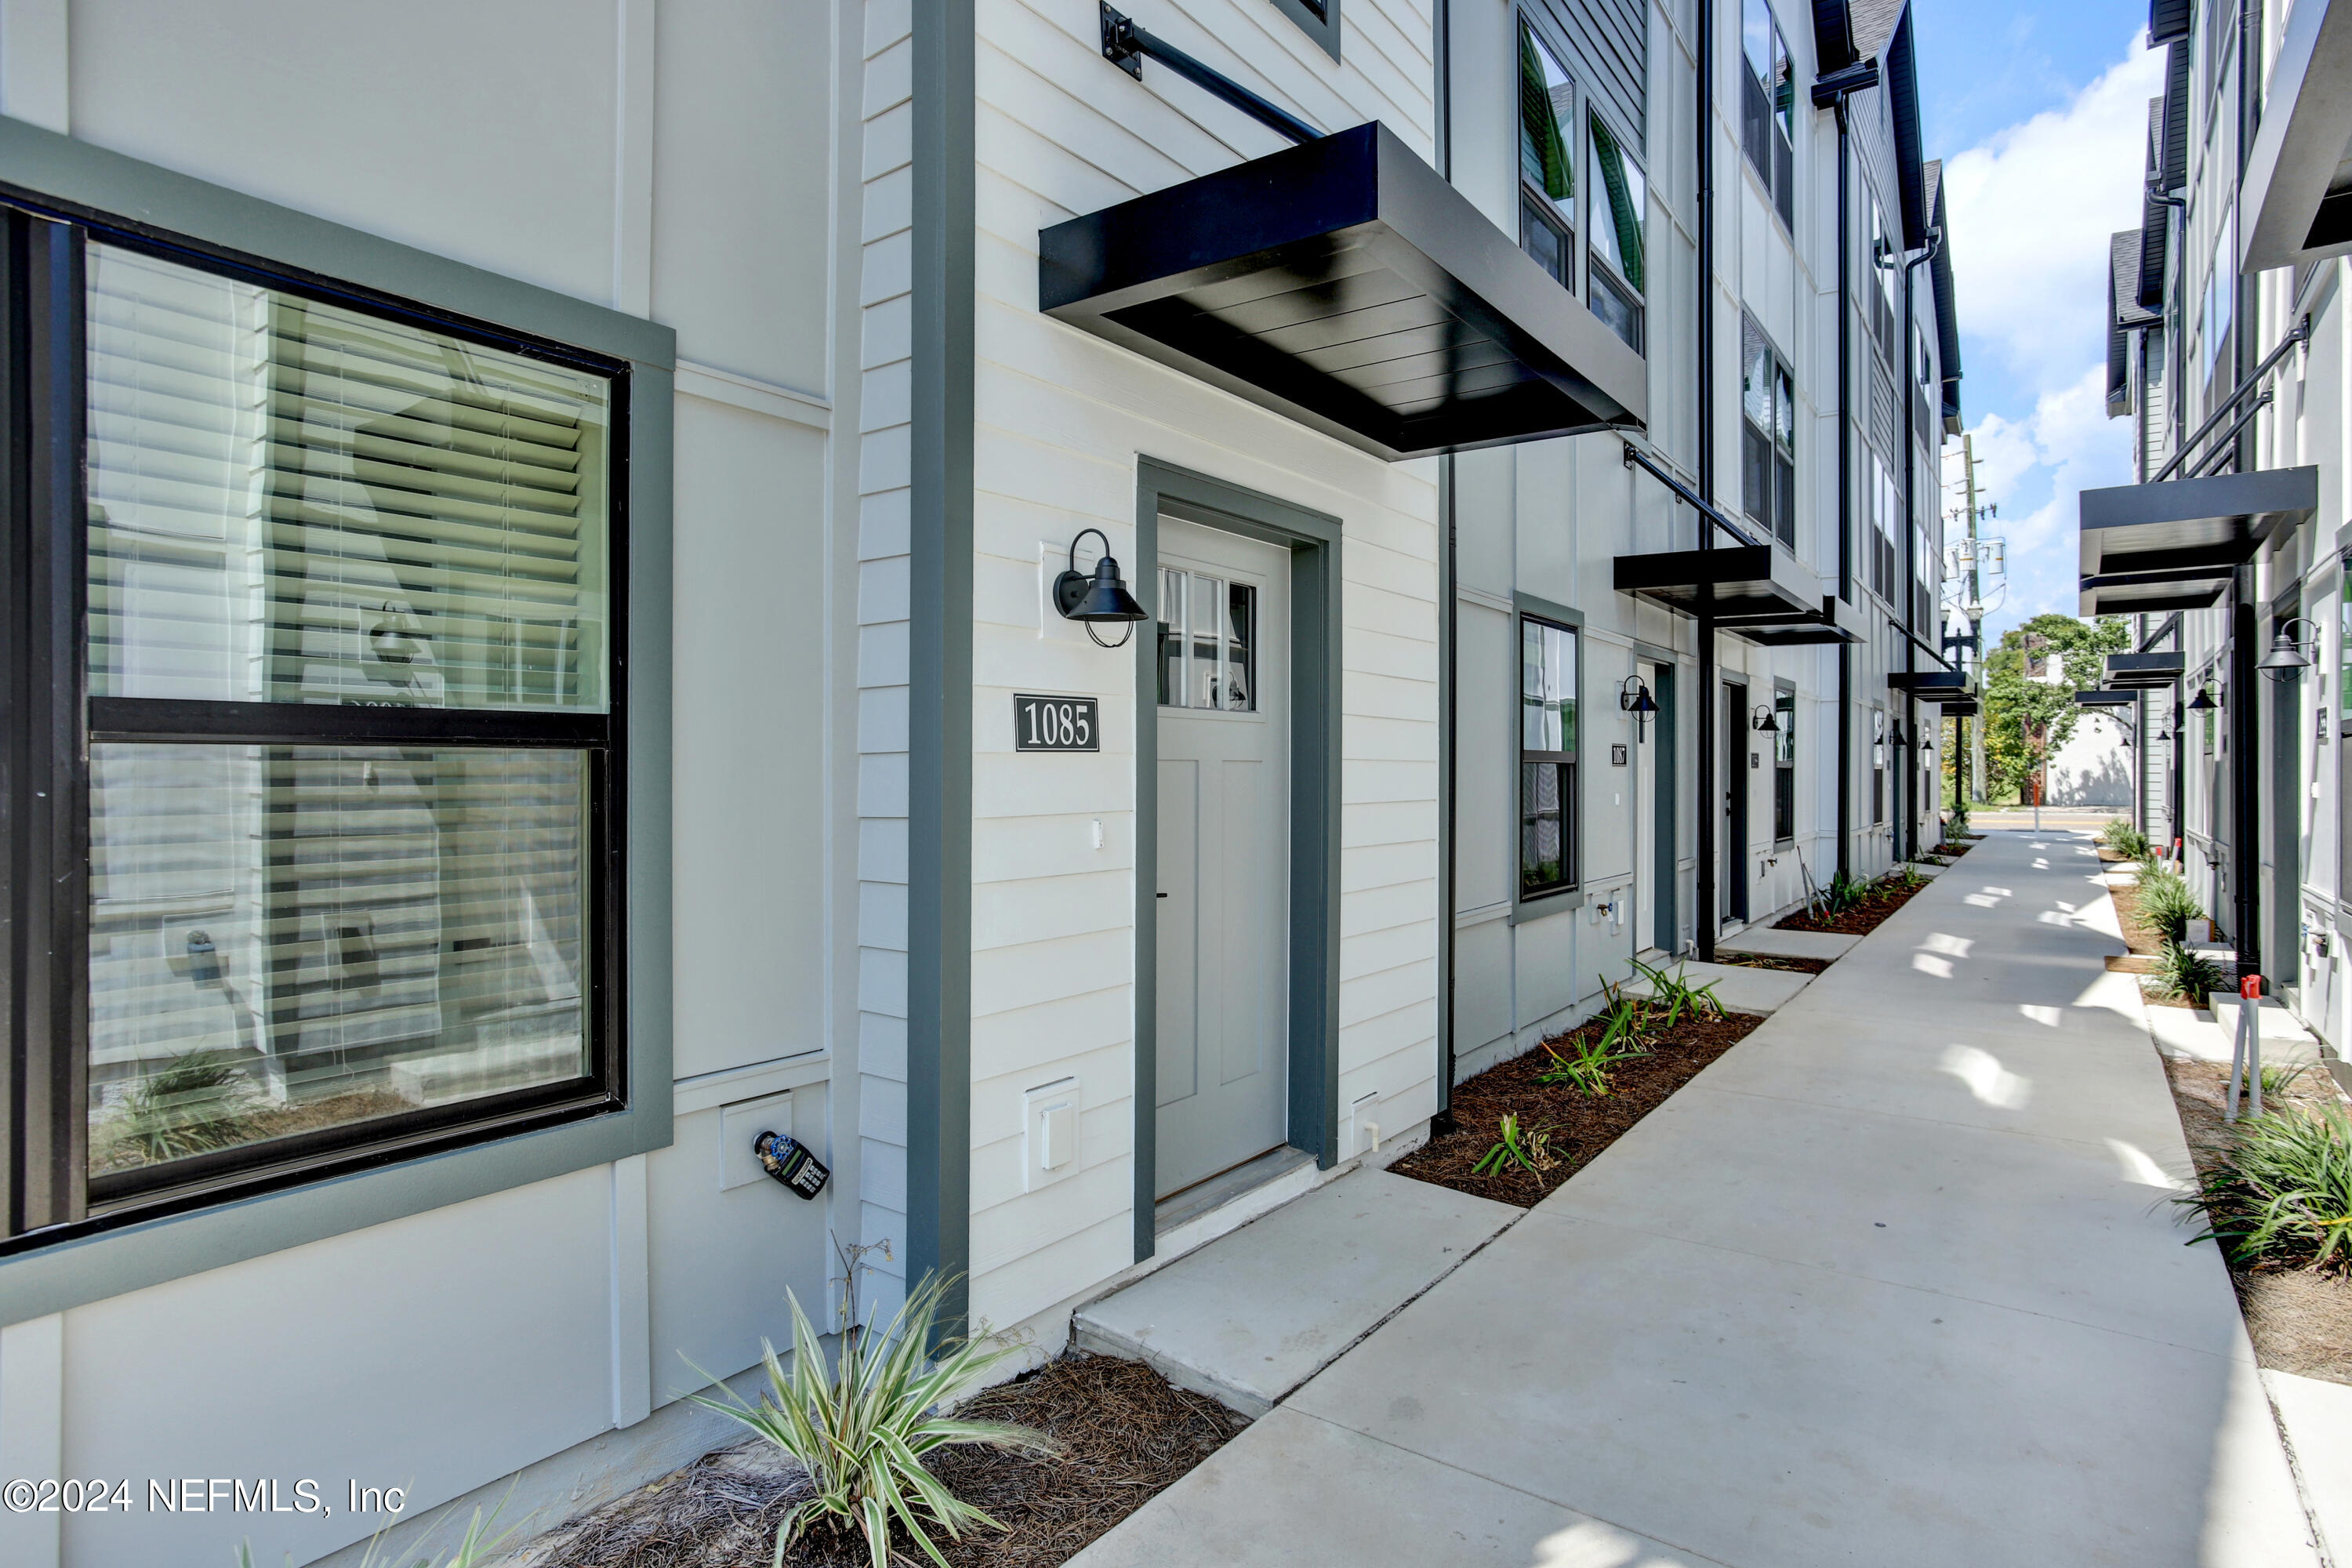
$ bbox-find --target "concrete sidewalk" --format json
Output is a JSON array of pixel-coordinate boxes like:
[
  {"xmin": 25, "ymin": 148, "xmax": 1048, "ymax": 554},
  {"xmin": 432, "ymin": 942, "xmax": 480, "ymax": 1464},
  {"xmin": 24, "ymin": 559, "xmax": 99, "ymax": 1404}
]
[{"xmin": 1072, "ymin": 829, "xmax": 2322, "ymax": 1566}]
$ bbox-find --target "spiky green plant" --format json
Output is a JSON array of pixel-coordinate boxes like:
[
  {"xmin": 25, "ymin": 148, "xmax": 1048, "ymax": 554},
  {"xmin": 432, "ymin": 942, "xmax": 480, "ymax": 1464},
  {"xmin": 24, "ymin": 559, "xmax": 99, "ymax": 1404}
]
[
  {"xmin": 2261, "ymin": 1062, "xmax": 2311, "ymax": 1100},
  {"xmin": 2136, "ymin": 866, "xmax": 2203, "ymax": 943},
  {"xmin": 2148, "ymin": 938, "xmax": 2228, "ymax": 1004},
  {"xmin": 690, "ymin": 1271, "xmax": 1057, "ymax": 1568},
  {"xmin": 2176, "ymin": 1102, "xmax": 2352, "ymax": 1271},
  {"xmin": 1472, "ymin": 1112, "xmax": 1558, "ymax": 1175},
  {"xmin": 112, "ymin": 1050, "xmax": 256, "ymax": 1163},
  {"xmin": 1628, "ymin": 958, "xmax": 1722, "ymax": 1026},
  {"xmin": 1539, "ymin": 1031, "xmax": 1634, "ymax": 1096}
]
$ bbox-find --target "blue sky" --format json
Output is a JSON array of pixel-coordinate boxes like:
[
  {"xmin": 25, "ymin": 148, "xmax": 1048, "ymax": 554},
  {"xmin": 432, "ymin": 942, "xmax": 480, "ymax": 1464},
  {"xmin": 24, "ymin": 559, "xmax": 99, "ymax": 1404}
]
[{"xmin": 1909, "ymin": 1, "xmax": 2159, "ymax": 645}]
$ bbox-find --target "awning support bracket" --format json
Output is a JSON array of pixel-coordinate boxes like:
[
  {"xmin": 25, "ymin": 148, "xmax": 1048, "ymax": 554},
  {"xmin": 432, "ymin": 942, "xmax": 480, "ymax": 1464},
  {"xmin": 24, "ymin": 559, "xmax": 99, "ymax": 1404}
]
[
  {"xmin": 2151, "ymin": 313, "xmax": 2308, "ymax": 481},
  {"xmin": 1101, "ymin": 3, "xmax": 1321, "ymax": 147},
  {"xmin": 1622, "ymin": 441, "xmax": 1764, "ymax": 550}
]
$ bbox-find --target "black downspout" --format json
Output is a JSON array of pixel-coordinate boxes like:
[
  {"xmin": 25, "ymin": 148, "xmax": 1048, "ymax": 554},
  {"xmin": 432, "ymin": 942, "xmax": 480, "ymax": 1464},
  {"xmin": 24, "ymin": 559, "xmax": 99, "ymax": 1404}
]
[
  {"xmin": 1696, "ymin": 0, "xmax": 1716, "ymax": 958},
  {"xmin": 1432, "ymin": 0, "xmax": 1456, "ymax": 1132},
  {"xmin": 1834, "ymin": 98, "xmax": 1854, "ymax": 881},
  {"xmin": 2230, "ymin": 0, "xmax": 2262, "ymax": 981}
]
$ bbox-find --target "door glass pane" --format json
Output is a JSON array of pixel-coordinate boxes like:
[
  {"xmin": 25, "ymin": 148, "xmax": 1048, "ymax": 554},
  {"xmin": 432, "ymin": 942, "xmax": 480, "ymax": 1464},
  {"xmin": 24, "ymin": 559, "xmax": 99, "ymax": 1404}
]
[
  {"xmin": 88, "ymin": 743, "xmax": 592, "ymax": 1178},
  {"xmin": 1222, "ymin": 579, "xmax": 1257, "ymax": 712},
  {"xmin": 87, "ymin": 242, "xmax": 612, "ymax": 711},
  {"xmin": 1187, "ymin": 572, "xmax": 1222, "ymax": 709},
  {"xmin": 1157, "ymin": 566, "xmax": 1185, "ymax": 707}
]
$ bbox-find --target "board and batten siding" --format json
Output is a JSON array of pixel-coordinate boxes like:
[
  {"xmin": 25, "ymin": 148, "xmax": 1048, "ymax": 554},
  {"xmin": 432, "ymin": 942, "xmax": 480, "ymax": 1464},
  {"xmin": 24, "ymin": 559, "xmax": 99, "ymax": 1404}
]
[
  {"xmin": 0, "ymin": 5, "xmax": 851, "ymax": 1566},
  {"xmin": 963, "ymin": 0, "xmax": 1440, "ymax": 1333}
]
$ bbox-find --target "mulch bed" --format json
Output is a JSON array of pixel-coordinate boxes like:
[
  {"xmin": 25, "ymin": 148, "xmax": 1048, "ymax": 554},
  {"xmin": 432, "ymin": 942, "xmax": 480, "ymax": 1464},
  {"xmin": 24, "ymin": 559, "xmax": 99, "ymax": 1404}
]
[
  {"xmin": 1929, "ymin": 842, "xmax": 1972, "ymax": 858},
  {"xmin": 1772, "ymin": 874, "xmax": 1930, "ymax": 936},
  {"xmin": 533, "ymin": 1355, "xmax": 1242, "ymax": 1566},
  {"xmin": 2159, "ymin": 1056, "xmax": 2352, "ymax": 1386},
  {"xmin": 1714, "ymin": 952, "xmax": 1832, "ymax": 975},
  {"xmin": 2107, "ymin": 879, "xmax": 2234, "ymax": 1011},
  {"xmin": 1390, "ymin": 1010, "xmax": 1766, "ymax": 1207}
]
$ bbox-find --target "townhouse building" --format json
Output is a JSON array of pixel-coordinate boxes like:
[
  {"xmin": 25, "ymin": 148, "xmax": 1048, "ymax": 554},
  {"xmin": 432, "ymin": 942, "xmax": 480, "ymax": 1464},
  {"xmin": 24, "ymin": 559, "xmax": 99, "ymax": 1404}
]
[
  {"xmin": 2095, "ymin": 0, "xmax": 2352, "ymax": 1058},
  {"xmin": 0, "ymin": 2, "xmax": 1957, "ymax": 1564}
]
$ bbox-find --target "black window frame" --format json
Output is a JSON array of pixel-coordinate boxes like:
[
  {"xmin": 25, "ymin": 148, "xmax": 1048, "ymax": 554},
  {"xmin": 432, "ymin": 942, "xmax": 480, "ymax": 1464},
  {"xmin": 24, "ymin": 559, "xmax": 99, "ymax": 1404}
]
[
  {"xmin": 1516, "ymin": 13, "xmax": 1581, "ymax": 296},
  {"xmin": 1740, "ymin": 0, "xmax": 1795, "ymax": 230},
  {"xmin": 1772, "ymin": 683, "xmax": 1796, "ymax": 844},
  {"xmin": 1517, "ymin": 613, "xmax": 1580, "ymax": 903},
  {"xmin": 1586, "ymin": 108, "xmax": 1646, "ymax": 353},
  {"xmin": 1740, "ymin": 312, "xmax": 1797, "ymax": 549},
  {"xmin": 0, "ymin": 201, "xmax": 633, "ymax": 1253}
]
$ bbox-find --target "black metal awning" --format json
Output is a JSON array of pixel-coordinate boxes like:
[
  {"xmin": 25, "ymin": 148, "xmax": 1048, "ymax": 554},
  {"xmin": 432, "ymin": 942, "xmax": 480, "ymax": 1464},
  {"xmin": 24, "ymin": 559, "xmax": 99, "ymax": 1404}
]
[
  {"xmin": 2079, "ymin": 570, "xmax": 2234, "ymax": 615},
  {"xmin": 1730, "ymin": 593, "xmax": 1867, "ymax": 645},
  {"xmin": 2105, "ymin": 650, "xmax": 2185, "ymax": 688},
  {"xmin": 1888, "ymin": 670, "xmax": 1969, "ymax": 695},
  {"xmin": 1940, "ymin": 697, "xmax": 1980, "ymax": 716},
  {"xmin": 1613, "ymin": 544, "xmax": 1820, "ymax": 623},
  {"xmin": 2074, "ymin": 689, "xmax": 2140, "ymax": 707},
  {"xmin": 1039, "ymin": 123, "xmax": 1646, "ymax": 462},
  {"xmin": 2076, "ymin": 466, "xmax": 2318, "ymax": 612}
]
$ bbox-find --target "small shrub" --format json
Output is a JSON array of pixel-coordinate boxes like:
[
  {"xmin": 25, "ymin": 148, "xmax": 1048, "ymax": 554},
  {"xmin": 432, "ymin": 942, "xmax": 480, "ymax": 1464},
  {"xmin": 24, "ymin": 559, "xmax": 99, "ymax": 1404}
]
[
  {"xmin": 691, "ymin": 1265, "xmax": 1058, "ymax": 1568},
  {"xmin": 2136, "ymin": 866, "xmax": 2203, "ymax": 943},
  {"xmin": 1539, "ymin": 1031, "xmax": 1635, "ymax": 1096},
  {"xmin": 1472, "ymin": 1112, "xmax": 1559, "ymax": 1175},
  {"xmin": 2149, "ymin": 938, "xmax": 2228, "ymax": 1004},
  {"xmin": 2262, "ymin": 1062, "xmax": 2311, "ymax": 1100},
  {"xmin": 1628, "ymin": 958, "xmax": 1722, "ymax": 1026},
  {"xmin": 2176, "ymin": 1103, "xmax": 2352, "ymax": 1271},
  {"xmin": 111, "ymin": 1050, "xmax": 256, "ymax": 1164}
]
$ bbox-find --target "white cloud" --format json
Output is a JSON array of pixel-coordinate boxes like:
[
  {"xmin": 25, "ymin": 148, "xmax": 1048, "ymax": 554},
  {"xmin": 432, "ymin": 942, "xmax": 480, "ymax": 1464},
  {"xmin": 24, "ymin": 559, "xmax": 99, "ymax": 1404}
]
[
  {"xmin": 1942, "ymin": 39, "xmax": 2166, "ymax": 391},
  {"xmin": 1940, "ymin": 35, "xmax": 2165, "ymax": 629}
]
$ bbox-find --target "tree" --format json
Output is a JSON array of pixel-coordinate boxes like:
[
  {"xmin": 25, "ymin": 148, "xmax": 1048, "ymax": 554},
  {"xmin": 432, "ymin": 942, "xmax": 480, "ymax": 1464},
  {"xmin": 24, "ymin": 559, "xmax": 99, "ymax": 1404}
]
[{"xmin": 1979, "ymin": 613, "xmax": 2129, "ymax": 804}]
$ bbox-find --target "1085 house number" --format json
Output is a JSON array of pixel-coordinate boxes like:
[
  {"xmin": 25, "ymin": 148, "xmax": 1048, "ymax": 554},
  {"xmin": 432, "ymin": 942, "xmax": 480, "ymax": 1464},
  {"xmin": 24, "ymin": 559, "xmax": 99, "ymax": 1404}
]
[{"xmin": 1014, "ymin": 694, "xmax": 1099, "ymax": 751}]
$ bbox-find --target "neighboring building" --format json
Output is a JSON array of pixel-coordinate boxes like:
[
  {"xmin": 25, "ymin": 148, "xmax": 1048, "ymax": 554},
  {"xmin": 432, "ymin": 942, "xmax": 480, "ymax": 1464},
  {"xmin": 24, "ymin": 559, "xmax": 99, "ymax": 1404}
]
[
  {"xmin": 0, "ymin": 3, "xmax": 1956, "ymax": 1565},
  {"xmin": 2091, "ymin": 0, "xmax": 2351, "ymax": 1050}
]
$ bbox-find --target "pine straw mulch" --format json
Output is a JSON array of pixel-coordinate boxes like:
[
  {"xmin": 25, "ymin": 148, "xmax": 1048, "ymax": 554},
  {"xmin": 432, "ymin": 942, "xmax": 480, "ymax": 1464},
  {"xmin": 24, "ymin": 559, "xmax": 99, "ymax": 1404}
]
[
  {"xmin": 530, "ymin": 1354, "xmax": 1243, "ymax": 1568},
  {"xmin": 1712, "ymin": 951, "xmax": 1833, "ymax": 975},
  {"xmin": 2107, "ymin": 878, "xmax": 2234, "ymax": 1011},
  {"xmin": 2159, "ymin": 1055, "xmax": 2352, "ymax": 1386},
  {"xmin": 1771, "ymin": 873, "xmax": 1931, "ymax": 936},
  {"xmin": 1389, "ymin": 1009, "xmax": 1766, "ymax": 1207},
  {"xmin": 1929, "ymin": 842, "xmax": 1973, "ymax": 858}
]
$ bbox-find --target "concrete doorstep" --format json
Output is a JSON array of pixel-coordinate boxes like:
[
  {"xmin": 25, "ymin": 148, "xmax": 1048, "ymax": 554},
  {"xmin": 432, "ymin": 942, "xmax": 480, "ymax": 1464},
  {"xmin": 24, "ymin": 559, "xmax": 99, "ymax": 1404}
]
[{"xmin": 1072, "ymin": 1167, "xmax": 1516, "ymax": 1417}]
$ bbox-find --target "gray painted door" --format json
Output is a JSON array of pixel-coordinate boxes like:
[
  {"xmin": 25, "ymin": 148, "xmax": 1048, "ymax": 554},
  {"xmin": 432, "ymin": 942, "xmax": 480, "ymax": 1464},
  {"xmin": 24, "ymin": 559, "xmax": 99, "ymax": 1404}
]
[
  {"xmin": 1635, "ymin": 660, "xmax": 1659, "ymax": 953},
  {"xmin": 1155, "ymin": 519, "xmax": 1290, "ymax": 1200},
  {"xmin": 1722, "ymin": 681, "xmax": 1748, "ymax": 922}
]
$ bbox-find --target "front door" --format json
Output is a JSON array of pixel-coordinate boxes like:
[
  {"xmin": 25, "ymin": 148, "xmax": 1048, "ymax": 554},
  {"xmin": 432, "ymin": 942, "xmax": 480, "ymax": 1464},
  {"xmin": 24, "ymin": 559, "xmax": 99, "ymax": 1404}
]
[
  {"xmin": 1155, "ymin": 519, "xmax": 1290, "ymax": 1200},
  {"xmin": 1634, "ymin": 661, "xmax": 1659, "ymax": 952}
]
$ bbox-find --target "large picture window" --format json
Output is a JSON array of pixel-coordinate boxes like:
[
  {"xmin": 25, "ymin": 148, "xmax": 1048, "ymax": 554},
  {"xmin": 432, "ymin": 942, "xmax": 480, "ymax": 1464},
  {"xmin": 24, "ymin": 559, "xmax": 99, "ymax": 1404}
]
[
  {"xmin": 1519, "ymin": 616, "xmax": 1579, "ymax": 900},
  {"xmin": 1517, "ymin": 20, "xmax": 1578, "ymax": 291},
  {"xmin": 2, "ymin": 211, "xmax": 628, "ymax": 1242},
  {"xmin": 1740, "ymin": 0, "xmax": 1795, "ymax": 227},
  {"xmin": 1741, "ymin": 314, "xmax": 1796, "ymax": 547}
]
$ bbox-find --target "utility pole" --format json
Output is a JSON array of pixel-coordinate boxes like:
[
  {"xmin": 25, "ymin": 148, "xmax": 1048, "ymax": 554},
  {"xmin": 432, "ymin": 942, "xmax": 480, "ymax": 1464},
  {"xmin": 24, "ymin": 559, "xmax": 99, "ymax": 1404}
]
[{"xmin": 1961, "ymin": 433, "xmax": 1985, "ymax": 807}]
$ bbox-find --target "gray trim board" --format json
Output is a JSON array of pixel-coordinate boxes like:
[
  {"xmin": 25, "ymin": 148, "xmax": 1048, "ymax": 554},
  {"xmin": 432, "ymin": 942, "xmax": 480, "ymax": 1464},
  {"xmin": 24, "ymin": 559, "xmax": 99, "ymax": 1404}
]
[
  {"xmin": 0, "ymin": 132, "xmax": 676, "ymax": 1326},
  {"xmin": 909, "ymin": 0, "xmax": 978, "ymax": 1338},
  {"xmin": 1132, "ymin": 459, "xmax": 1343, "ymax": 1263}
]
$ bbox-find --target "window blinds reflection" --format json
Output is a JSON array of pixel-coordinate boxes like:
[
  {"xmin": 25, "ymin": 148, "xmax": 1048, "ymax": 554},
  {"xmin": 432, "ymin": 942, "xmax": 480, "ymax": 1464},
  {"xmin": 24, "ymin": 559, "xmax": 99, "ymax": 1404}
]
[
  {"xmin": 85, "ymin": 243, "xmax": 611, "ymax": 710},
  {"xmin": 87, "ymin": 744, "xmax": 591, "ymax": 1177}
]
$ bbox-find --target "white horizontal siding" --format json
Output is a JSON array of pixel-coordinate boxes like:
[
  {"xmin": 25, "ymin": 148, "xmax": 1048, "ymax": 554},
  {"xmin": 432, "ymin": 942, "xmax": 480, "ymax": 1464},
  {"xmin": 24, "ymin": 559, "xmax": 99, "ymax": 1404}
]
[{"xmin": 964, "ymin": 0, "xmax": 1439, "ymax": 1332}]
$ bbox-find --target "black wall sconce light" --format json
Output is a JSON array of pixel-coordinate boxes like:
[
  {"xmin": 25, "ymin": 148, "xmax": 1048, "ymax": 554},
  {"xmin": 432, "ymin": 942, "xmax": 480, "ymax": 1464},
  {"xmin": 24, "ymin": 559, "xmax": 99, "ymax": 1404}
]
[
  {"xmin": 1054, "ymin": 527, "xmax": 1150, "ymax": 648},
  {"xmin": 2187, "ymin": 684, "xmax": 2220, "ymax": 712},
  {"xmin": 1619, "ymin": 676, "xmax": 1657, "ymax": 739},
  {"xmin": 2259, "ymin": 616, "xmax": 2321, "ymax": 678},
  {"xmin": 1889, "ymin": 719, "xmax": 1907, "ymax": 747},
  {"xmin": 1749, "ymin": 703, "xmax": 1779, "ymax": 733}
]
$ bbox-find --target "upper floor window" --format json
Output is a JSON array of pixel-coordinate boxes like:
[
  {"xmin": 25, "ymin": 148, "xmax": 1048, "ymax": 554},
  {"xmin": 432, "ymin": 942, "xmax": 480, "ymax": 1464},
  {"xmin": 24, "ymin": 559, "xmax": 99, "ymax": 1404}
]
[
  {"xmin": 1517, "ymin": 20, "xmax": 1577, "ymax": 290},
  {"xmin": 2, "ymin": 212, "xmax": 631, "ymax": 1242},
  {"xmin": 2203, "ymin": 213, "xmax": 2234, "ymax": 383},
  {"xmin": 1868, "ymin": 452, "xmax": 1899, "ymax": 604},
  {"xmin": 1741, "ymin": 314, "xmax": 1796, "ymax": 548},
  {"xmin": 1741, "ymin": 0, "xmax": 1795, "ymax": 227},
  {"xmin": 1588, "ymin": 114, "xmax": 1646, "ymax": 351},
  {"xmin": 1866, "ymin": 194, "xmax": 1898, "ymax": 369}
]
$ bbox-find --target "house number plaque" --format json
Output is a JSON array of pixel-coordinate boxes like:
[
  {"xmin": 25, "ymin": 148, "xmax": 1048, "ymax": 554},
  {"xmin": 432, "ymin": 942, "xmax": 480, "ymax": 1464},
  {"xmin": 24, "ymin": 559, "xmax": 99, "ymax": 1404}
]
[{"xmin": 1014, "ymin": 694, "xmax": 1100, "ymax": 751}]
